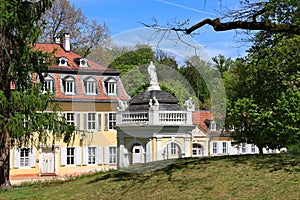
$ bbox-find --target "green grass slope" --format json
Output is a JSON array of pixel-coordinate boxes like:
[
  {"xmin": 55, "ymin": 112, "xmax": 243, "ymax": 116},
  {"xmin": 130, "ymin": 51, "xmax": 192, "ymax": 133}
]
[{"xmin": 1, "ymin": 154, "xmax": 299, "ymax": 200}]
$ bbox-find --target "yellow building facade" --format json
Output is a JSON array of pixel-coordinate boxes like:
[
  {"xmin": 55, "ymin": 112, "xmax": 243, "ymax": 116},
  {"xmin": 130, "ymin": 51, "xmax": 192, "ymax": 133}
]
[{"xmin": 10, "ymin": 34, "xmax": 130, "ymax": 178}]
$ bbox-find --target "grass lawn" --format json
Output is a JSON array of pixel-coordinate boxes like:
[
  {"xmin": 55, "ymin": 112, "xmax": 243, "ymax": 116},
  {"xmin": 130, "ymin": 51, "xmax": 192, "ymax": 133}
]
[{"xmin": 1, "ymin": 153, "xmax": 299, "ymax": 200}]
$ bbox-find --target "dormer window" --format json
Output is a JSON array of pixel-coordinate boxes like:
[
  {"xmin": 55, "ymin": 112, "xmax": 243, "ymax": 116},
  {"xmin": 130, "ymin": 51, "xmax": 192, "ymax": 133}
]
[
  {"xmin": 210, "ymin": 121, "xmax": 217, "ymax": 131},
  {"xmin": 83, "ymin": 77, "xmax": 97, "ymax": 95},
  {"xmin": 57, "ymin": 57, "xmax": 68, "ymax": 66},
  {"xmin": 63, "ymin": 76, "xmax": 76, "ymax": 95},
  {"xmin": 43, "ymin": 75, "xmax": 54, "ymax": 93},
  {"xmin": 104, "ymin": 78, "xmax": 117, "ymax": 96},
  {"xmin": 79, "ymin": 58, "xmax": 88, "ymax": 67}
]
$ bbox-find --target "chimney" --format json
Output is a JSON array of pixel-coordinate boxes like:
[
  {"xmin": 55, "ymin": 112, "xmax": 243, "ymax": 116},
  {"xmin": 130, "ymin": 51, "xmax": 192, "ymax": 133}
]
[
  {"xmin": 54, "ymin": 36, "xmax": 60, "ymax": 44},
  {"xmin": 63, "ymin": 33, "xmax": 70, "ymax": 52}
]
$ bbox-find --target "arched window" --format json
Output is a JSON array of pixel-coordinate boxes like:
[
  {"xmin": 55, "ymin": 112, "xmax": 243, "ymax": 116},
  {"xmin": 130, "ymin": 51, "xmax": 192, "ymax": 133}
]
[
  {"xmin": 164, "ymin": 142, "xmax": 181, "ymax": 159},
  {"xmin": 104, "ymin": 78, "xmax": 117, "ymax": 96},
  {"xmin": 43, "ymin": 74, "xmax": 54, "ymax": 93},
  {"xmin": 192, "ymin": 143, "xmax": 203, "ymax": 157},
  {"xmin": 63, "ymin": 76, "xmax": 76, "ymax": 95},
  {"xmin": 84, "ymin": 77, "xmax": 97, "ymax": 95}
]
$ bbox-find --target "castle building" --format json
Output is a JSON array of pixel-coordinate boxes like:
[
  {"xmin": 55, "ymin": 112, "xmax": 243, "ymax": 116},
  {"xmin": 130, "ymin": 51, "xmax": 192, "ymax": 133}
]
[{"xmin": 10, "ymin": 33, "xmax": 130, "ymax": 178}]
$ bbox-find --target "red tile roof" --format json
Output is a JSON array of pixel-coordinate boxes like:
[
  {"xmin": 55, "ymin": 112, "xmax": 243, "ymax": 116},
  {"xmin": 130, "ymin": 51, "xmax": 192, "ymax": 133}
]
[
  {"xmin": 34, "ymin": 43, "xmax": 117, "ymax": 74},
  {"xmin": 33, "ymin": 43, "xmax": 130, "ymax": 102},
  {"xmin": 192, "ymin": 110, "xmax": 214, "ymax": 131}
]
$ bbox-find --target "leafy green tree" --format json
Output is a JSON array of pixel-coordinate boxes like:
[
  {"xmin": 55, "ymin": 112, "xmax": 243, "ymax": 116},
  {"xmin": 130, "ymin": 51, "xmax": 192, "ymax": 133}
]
[
  {"xmin": 212, "ymin": 54, "xmax": 233, "ymax": 79},
  {"xmin": 226, "ymin": 36, "xmax": 300, "ymax": 154},
  {"xmin": 0, "ymin": 0, "xmax": 74, "ymax": 189}
]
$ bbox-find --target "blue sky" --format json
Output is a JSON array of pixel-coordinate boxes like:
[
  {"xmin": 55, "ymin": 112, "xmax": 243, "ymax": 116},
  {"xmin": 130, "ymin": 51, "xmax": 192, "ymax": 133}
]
[{"xmin": 69, "ymin": 0, "xmax": 250, "ymax": 60}]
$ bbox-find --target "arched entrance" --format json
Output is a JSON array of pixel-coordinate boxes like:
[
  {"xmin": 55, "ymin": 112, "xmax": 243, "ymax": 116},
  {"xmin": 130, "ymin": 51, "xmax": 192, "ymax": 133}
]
[
  {"xmin": 163, "ymin": 142, "xmax": 182, "ymax": 159},
  {"xmin": 131, "ymin": 144, "xmax": 143, "ymax": 164},
  {"xmin": 192, "ymin": 143, "xmax": 203, "ymax": 157}
]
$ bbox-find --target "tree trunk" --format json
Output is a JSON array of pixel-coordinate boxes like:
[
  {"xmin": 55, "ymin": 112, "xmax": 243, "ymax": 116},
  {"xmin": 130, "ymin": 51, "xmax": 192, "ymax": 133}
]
[
  {"xmin": 0, "ymin": 128, "xmax": 11, "ymax": 189},
  {"xmin": 258, "ymin": 146, "xmax": 264, "ymax": 155}
]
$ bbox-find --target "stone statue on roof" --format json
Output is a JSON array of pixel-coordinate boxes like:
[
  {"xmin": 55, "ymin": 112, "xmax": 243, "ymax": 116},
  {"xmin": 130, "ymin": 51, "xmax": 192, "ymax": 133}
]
[
  {"xmin": 184, "ymin": 97, "xmax": 195, "ymax": 111},
  {"xmin": 147, "ymin": 61, "xmax": 161, "ymax": 91}
]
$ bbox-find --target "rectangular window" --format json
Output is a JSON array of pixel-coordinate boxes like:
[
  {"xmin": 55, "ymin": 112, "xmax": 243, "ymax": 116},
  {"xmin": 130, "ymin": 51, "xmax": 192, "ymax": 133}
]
[
  {"xmin": 20, "ymin": 148, "xmax": 30, "ymax": 167},
  {"xmin": 43, "ymin": 80, "xmax": 54, "ymax": 92},
  {"xmin": 109, "ymin": 147, "xmax": 117, "ymax": 164},
  {"xmin": 212, "ymin": 142, "xmax": 218, "ymax": 154},
  {"xmin": 88, "ymin": 147, "xmax": 96, "ymax": 164},
  {"xmin": 85, "ymin": 80, "xmax": 96, "ymax": 95},
  {"xmin": 109, "ymin": 113, "xmax": 116, "ymax": 129},
  {"xmin": 67, "ymin": 147, "xmax": 75, "ymax": 165},
  {"xmin": 65, "ymin": 80, "xmax": 75, "ymax": 94},
  {"xmin": 66, "ymin": 113, "xmax": 75, "ymax": 125},
  {"xmin": 108, "ymin": 82, "xmax": 116, "ymax": 95},
  {"xmin": 87, "ymin": 113, "xmax": 96, "ymax": 130},
  {"xmin": 242, "ymin": 143, "xmax": 246, "ymax": 153},
  {"xmin": 222, "ymin": 142, "xmax": 227, "ymax": 154},
  {"xmin": 251, "ymin": 144, "xmax": 256, "ymax": 153}
]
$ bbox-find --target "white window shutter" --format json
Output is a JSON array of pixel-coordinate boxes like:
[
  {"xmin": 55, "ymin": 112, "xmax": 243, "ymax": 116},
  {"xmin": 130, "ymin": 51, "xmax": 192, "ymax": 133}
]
[
  {"xmin": 60, "ymin": 147, "xmax": 67, "ymax": 166},
  {"xmin": 104, "ymin": 113, "xmax": 108, "ymax": 130},
  {"xmin": 96, "ymin": 146, "xmax": 103, "ymax": 165},
  {"xmin": 83, "ymin": 113, "xmax": 87, "ymax": 130},
  {"xmin": 104, "ymin": 146, "xmax": 110, "ymax": 164},
  {"xmin": 83, "ymin": 146, "xmax": 88, "ymax": 165},
  {"xmin": 97, "ymin": 113, "xmax": 102, "ymax": 131},
  {"xmin": 30, "ymin": 148, "xmax": 36, "ymax": 168},
  {"xmin": 75, "ymin": 147, "xmax": 82, "ymax": 166},
  {"xmin": 14, "ymin": 149, "xmax": 20, "ymax": 168},
  {"xmin": 10, "ymin": 149, "xmax": 12, "ymax": 169},
  {"xmin": 76, "ymin": 113, "xmax": 81, "ymax": 130}
]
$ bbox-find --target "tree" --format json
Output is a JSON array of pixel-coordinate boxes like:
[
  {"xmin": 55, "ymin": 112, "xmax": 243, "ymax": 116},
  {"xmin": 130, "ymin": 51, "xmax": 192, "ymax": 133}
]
[
  {"xmin": 0, "ymin": 0, "xmax": 74, "ymax": 189},
  {"xmin": 212, "ymin": 55, "xmax": 233, "ymax": 79},
  {"xmin": 39, "ymin": 0, "xmax": 110, "ymax": 57},
  {"xmin": 144, "ymin": 0, "xmax": 300, "ymax": 35},
  {"xmin": 225, "ymin": 35, "xmax": 300, "ymax": 153}
]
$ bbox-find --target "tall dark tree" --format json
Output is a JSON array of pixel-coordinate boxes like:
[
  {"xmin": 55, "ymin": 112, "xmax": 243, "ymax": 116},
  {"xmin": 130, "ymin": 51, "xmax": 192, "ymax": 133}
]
[{"xmin": 0, "ymin": 0, "xmax": 74, "ymax": 189}]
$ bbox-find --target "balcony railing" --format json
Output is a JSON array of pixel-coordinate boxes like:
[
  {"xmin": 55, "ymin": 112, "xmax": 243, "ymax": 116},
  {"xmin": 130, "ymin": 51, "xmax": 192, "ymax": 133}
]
[{"xmin": 117, "ymin": 110, "xmax": 192, "ymax": 126}]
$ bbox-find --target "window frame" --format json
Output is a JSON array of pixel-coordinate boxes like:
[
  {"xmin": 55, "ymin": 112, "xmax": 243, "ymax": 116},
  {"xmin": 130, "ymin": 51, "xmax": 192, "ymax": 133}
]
[
  {"xmin": 20, "ymin": 148, "xmax": 30, "ymax": 167},
  {"xmin": 43, "ymin": 75, "xmax": 54, "ymax": 93},
  {"xmin": 66, "ymin": 147, "xmax": 75, "ymax": 165},
  {"xmin": 192, "ymin": 143, "xmax": 202, "ymax": 157},
  {"xmin": 63, "ymin": 76, "xmax": 76, "ymax": 95},
  {"xmin": 84, "ymin": 77, "xmax": 97, "ymax": 95},
  {"xmin": 222, "ymin": 142, "xmax": 228, "ymax": 154},
  {"xmin": 65, "ymin": 113, "xmax": 75, "ymax": 126},
  {"xmin": 108, "ymin": 146, "xmax": 117, "ymax": 164},
  {"xmin": 87, "ymin": 113, "xmax": 96, "ymax": 131},
  {"xmin": 104, "ymin": 78, "xmax": 117, "ymax": 96},
  {"xmin": 88, "ymin": 147, "xmax": 96, "ymax": 165},
  {"xmin": 212, "ymin": 142, "xmax": 218, "ymax": 154}
]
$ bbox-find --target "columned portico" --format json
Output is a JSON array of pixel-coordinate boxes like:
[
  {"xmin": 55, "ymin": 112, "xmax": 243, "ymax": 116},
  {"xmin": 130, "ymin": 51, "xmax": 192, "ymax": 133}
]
[{"xmin": 115, "ymin": 62, "xmax": 195, "ymax": 169}]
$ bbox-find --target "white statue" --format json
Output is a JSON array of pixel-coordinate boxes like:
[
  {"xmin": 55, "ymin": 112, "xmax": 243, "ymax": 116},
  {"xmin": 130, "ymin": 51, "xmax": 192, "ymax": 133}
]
[
  {"xmin": 117, "ymin": 98, "xmax": 127, "ymax": 111},
  {"xmin": 147, "ymin": 61, "xmax": 161, "ymax": 91},
  {"xmin": 184, "ymin": 97, "xmax": 195, "ymax": 111},
  {"xmin": 149, "ymin": 96, "xmax": 159, "ymax": 110}
]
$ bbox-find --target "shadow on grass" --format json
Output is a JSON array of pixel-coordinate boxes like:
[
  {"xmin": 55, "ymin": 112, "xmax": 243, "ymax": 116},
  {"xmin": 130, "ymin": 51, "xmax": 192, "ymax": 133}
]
[
  {"xmin": 224, "ymin": 153, "xmax": 300, "ymax": 173},
  {"xmin": 87, "ymin": 153, "xmax": 300, "ymax": 185}
]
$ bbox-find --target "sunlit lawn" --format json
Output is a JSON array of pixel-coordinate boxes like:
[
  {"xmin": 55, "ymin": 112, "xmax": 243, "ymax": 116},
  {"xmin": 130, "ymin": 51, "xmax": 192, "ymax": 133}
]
[{"xmin": 1, "ymin": 153, "xmax": 299, "ymax": 200}]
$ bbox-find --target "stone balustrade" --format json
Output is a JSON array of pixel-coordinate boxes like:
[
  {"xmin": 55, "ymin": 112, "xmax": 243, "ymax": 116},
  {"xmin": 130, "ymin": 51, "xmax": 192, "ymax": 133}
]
[{"xmin": 116, "ymin": 110, "xmax": 193, "ymax": 126}]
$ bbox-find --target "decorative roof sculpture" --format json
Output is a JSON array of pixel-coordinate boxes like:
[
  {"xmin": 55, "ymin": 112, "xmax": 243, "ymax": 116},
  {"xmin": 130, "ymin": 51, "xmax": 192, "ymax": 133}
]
[{"xmin": 147, "ymin": 61, "xmax": 161, "ymax": 91}]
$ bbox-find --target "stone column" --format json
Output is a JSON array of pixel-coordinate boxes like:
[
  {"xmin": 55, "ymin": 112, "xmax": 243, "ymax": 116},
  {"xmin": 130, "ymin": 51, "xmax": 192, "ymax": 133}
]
[
  {"xmin": 156, "ymin": 137, "xmax": 163, "ymax": 161},
  {"xmin": 117, "ymin": 134, "xmax": 128, "ymax": 169},
  {"xmin": 145, "ymin": 138, "xmax": 152, "ymax": 163},
  {"xmin": 184, "ymin": 137, "xmax": 191, "ymax": 157}
]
